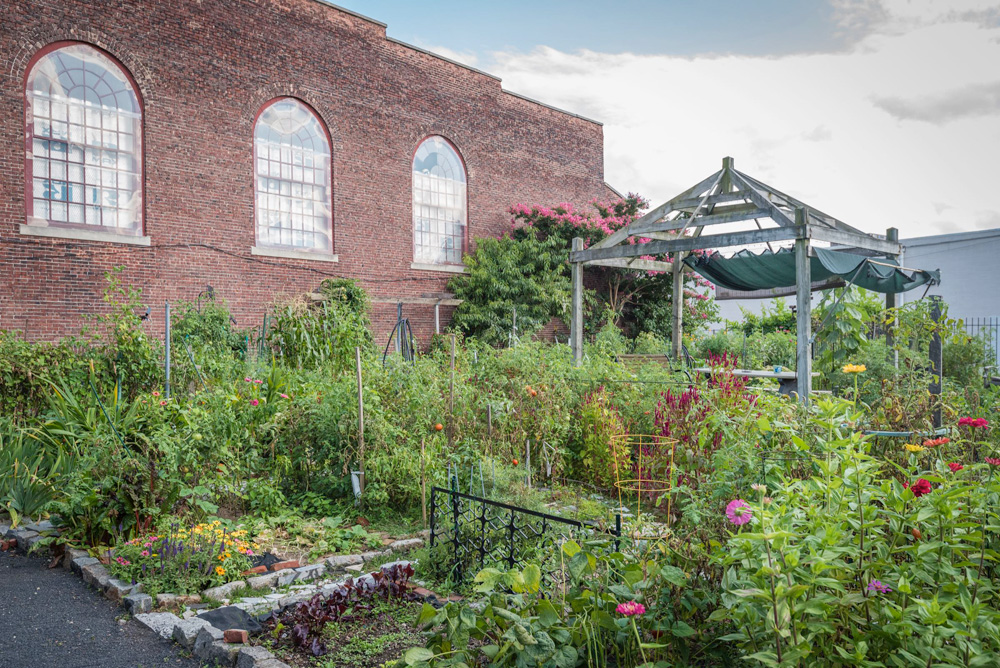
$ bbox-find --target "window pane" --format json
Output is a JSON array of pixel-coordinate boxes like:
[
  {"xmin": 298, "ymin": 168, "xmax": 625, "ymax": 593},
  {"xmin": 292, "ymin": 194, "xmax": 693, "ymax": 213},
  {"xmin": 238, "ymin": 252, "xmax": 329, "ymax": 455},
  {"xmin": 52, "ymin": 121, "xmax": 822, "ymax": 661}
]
[
  {"xmin": 253, "ymin": 98, "xmax": 331, "ymax": 251},
  {"xmin": 26, "ymin": 44, "xmax": 141, "ymax": 233},
  {"xmin": 412, "ymin": 136, "xmax": 466, "ymax": 265}
]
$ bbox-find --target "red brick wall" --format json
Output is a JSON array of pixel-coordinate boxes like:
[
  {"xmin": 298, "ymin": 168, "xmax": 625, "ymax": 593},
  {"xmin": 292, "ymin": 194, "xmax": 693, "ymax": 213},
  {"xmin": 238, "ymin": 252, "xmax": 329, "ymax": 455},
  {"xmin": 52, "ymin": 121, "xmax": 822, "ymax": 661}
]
[{"xmin": 0, "ymin": 0, "xmax": 606, "ymax": 346}]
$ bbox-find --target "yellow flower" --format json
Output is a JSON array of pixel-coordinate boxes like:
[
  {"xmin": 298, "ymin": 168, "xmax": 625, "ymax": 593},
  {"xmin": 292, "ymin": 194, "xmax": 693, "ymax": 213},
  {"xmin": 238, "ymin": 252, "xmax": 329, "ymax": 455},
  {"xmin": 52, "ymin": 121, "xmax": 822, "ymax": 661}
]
[
  {"xmin": 215, "ymin": 566, "xmax": 226, "ymax": 576},
  {"xmin": 217, "ymin": 553, "xmax": 226, "ymax": 561},
  {"xmin": 842, "ymin": 364, "xmax": 867, "ymax": 374},
  {"xmin": 904, "ymin": 443, "xmax": 925, "ymax": 453}
]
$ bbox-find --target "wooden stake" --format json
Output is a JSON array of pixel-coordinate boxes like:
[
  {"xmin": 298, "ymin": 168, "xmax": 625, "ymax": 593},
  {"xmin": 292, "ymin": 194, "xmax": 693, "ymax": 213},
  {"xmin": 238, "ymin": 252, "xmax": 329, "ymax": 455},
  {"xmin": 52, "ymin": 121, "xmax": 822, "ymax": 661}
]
[
  {"xmin": 421, "ymin": 438, "xmax": 428, "ymax": 528},
  {"xmin": 448, "ymin": 334, "xmax": 456, "ymax": 448},
  {"xmin": 355, "ymin": 346, "xmax": 365, "ymax": 492}
]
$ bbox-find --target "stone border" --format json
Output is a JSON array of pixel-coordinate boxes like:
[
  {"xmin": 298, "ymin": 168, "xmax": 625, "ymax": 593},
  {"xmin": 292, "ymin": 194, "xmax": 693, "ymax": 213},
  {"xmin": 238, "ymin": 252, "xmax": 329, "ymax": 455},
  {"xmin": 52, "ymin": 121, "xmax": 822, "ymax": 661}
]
[{"xmin": 1, "ymin": 519, "xmax": 425, "ymax": 667}]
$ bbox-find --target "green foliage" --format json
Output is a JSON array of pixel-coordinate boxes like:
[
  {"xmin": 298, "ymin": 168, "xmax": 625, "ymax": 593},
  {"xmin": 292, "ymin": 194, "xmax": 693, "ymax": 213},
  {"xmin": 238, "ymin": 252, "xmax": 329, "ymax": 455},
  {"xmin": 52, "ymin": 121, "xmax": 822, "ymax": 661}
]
[
  {"xmin": 570, "ymin": 389, "xmax": 627, "ymax": 490},
  {"xmin": 267, "ymin": 278, "xmax": 373, "ymax": 371},
  {"xmin": 448, "ymin": 234, "xmax": 571, "ymax": 346}
]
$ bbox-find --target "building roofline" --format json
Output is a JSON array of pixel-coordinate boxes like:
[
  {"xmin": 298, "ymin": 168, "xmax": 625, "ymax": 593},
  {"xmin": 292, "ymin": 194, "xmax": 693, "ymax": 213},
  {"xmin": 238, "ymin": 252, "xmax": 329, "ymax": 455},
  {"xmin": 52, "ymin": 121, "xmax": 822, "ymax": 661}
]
[
  {"xmin": 313, "ymin": 0, "xmax": 388, "ymax": 27},
  {"xmin": 384, "ymin": 37, "xmax": 502, "ymax": 81},
  {"xmin": 313, "ymin": 1, "xmax": 603, "ymax": 126},
  {"xmin": 902, "ymin": 227, "xmax": 1000, "ymax": 247},
  {"xmin": 501, "ymin": 90, "xmax": 603, "ymax": 126}
]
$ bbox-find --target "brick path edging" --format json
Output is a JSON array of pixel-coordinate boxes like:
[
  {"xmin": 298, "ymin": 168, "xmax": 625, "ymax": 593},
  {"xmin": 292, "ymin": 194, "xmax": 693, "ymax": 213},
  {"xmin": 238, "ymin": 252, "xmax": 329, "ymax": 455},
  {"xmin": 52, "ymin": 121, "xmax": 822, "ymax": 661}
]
[{"xmin": 1, "ymin": 520, "xmax": 425, "ymax": 668}]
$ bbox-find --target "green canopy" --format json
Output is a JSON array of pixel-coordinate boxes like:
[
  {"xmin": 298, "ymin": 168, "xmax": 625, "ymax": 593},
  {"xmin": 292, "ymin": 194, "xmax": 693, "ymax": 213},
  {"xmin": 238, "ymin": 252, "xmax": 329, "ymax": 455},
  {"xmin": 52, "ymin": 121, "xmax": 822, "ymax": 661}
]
[{"xmin": 684, "ymin": 246, "xmax": 940, "ymax": 294}]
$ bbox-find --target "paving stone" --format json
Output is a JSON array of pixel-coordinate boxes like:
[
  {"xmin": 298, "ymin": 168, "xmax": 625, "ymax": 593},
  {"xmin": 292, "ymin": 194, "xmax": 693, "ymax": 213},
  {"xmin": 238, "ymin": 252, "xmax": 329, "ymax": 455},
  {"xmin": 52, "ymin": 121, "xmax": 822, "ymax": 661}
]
[
  {"xmin": 224, "ymin": 629, "xmax": 249, "ymax": 644},
  {"xmin": 71, "ymin": 555, "xmax": 99, "ymax": 575},
  {"xmin": 326, "ymin": 554, "xmax": 363, "ymax": 569},
  {"xmin": 63, "ymin": 547, "xmax": 89, "ymax": 571},
  {"xmin": 204, "ymin": 579, "xmax": 248, "ymax": 602},
  {"xmin": 173, "ymin": 617, "xmax": 212, "ymax": 649},
  {"xmin": 388, "ymin": 538, "xmax": 424, "ymax": 552},
  {"xmin": 256, "ymin": 661, "xmax": 292, "ymax": 668},
  {"xmin": 134, "ymin": 611, "xmax": 183, "ymax": 640},
  {"xmin": 81, "ymin": 562, "xmax": 111, "ymax": 590},
  {"xmin": 12, "ymin": 529, "xmax": 39, "ymax": 553},
  {"xmin": 276, "ymin": 569, "xmax": 298, "ymax": 586},
  {"xmin": 207, "ymin": 641, "xmax": 242, "ymax": 666},
  {"xmin": 237, "ymin": 645, "xmax": 275, "ymax": 668},
  {"xmin": 294, "ymin": 563, "xmax": 325, "ymax": 581},
  {"xmin": 24, "ymin": 519, "xmax": 56, "ymax": 533},
  {"xmin": 177, "ymin": 594, "xmax": 203, "ymax": 604},
  {"xmin": 344, "ymin": 564, "xmax": 363, "ymax": 573},
  {"xmin": 25, "ymin": 532, "xmax": 47, "ymax": 553},
  {"xmin": 106, "ymin": 577, "xmax": 141, "ymax": 602},
  {"xmin": 199, "ymin": 606, "xmax": 263, "ymax": 633},
  {"xmin": 380, "ymin": 559, "xmax": 414, "ymax": 572},
  {"xmin": 123, "ymin": 592, "xmax": 153, "ymax": 614},
  {"xmin": 0, "ymin": 523, "xmax": 10, "ymax": 537},
  {"xmin": 357, "ymin": 550, "xmax": 384, "ymax": 561},
  {"xmin": 156, "ymin": 593, "xmax": 179, "ymax": 609},
  {"xmin": 247, "ymin": 572, "xmax": 279, "ymax": 589},
  {"xmin": 193, "ymin": 624, "xmax": 225, "ymax": 657},
  {"xmin": 243, "ymin": 565, "xmax": 268, "ymax": 575}
]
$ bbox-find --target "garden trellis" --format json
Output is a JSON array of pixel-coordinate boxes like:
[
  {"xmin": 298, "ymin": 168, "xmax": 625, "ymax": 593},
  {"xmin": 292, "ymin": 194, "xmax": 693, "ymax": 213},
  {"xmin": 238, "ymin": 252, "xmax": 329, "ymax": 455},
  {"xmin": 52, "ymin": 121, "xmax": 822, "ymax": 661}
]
[{"xmin": 568, "ymin": 157, "xmax": 940, "ymax": 402}]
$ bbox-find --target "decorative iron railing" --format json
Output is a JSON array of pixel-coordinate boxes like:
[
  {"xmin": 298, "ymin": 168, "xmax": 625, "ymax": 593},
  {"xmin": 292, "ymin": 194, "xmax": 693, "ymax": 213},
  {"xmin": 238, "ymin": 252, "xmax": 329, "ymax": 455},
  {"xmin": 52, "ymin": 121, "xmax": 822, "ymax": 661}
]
[{"xmin": 429, "ymin": 486, "xmax": 621, "ymax": 583}]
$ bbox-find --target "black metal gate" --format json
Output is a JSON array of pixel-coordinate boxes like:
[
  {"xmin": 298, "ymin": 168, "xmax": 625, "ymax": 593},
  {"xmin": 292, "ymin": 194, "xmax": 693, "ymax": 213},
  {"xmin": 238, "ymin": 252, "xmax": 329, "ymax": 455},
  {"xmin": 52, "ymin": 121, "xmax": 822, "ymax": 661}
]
[{"xmin": 429, "ymin": 486, "xmax": 621, "ymax": 583}]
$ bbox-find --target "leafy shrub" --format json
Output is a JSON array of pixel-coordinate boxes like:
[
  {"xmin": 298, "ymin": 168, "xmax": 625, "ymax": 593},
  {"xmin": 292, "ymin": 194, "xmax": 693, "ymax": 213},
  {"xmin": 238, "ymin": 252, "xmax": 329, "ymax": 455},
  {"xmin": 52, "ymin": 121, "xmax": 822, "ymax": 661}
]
[{"xmin": 569, "ymin": 389, "xmax": 627, "ymax": 490}]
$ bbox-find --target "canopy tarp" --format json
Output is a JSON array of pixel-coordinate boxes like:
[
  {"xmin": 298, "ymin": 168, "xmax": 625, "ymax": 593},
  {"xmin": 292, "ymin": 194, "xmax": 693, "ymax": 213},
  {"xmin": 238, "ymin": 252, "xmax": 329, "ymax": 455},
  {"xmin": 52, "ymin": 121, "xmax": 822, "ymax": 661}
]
[{"xmin": 684, "ymin": 246, "xmax": 940, "ymax": 294}]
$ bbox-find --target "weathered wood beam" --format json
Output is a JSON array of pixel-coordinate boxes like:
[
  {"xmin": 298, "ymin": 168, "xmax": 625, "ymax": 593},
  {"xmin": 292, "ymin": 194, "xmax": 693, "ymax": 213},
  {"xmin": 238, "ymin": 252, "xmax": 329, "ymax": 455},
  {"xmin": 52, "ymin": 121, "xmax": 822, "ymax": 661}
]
[
  {"xmin": 582, "ymin": 258, "xmax": 674, "ymax": 272},
  {"xmin": 570, "ymin": 225, "xmax": 805, "ymax": 262},
  {"xmin": 374, "ymin": 297, "xmax": 463, "ymax": 306},
  {"xmin": 728, "ymin": 170, "xmax": 796, "ymax": 228},
  {"xmin": 591, "ymin": 169, "xmax": 722, "ymax": 250},
  {"xmin": 808, "ymin": 226, "xmax": 900, "ymax": 255},
  {"xmin": 637, "ymin": 207, "xmax": 771, "ymax": 233},
  {"xmin": 672, "ymin": 191, "xmax": 751, "ymax": 210},
  {"xmin": 737, "ymin": 170, "xmax": 867, "ymax": 236},
  {"xmin": 794, "ymin": 209, "xmax": 813, "ymax": 404},
  {"xmin": 571, "ymin": 238, "xmax": 584, "ymax": 366}
]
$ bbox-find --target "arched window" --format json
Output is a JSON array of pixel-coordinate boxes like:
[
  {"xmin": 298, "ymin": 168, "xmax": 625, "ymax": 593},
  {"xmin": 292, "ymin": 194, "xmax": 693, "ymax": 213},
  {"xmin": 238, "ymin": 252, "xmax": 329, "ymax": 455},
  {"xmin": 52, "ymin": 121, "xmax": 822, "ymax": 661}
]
[
  {"xmin": 254, "ymin": 98, "xmax": 332, "ymax": 252},
  {"xmin": 25, "ymin": 43, "xmax": 143, "ymax": 234},
  {"xmin": 412, "ymin": 136, "xmax": 466, "ymax": 265}
]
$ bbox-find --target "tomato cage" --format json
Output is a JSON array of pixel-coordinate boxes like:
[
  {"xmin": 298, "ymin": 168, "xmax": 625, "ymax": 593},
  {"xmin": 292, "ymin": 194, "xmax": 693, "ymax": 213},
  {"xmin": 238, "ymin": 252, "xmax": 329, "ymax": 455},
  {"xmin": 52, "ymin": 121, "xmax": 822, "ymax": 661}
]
[{"xmin": 610, "ymin": 434, "xmax": 678, "ymax": 536}]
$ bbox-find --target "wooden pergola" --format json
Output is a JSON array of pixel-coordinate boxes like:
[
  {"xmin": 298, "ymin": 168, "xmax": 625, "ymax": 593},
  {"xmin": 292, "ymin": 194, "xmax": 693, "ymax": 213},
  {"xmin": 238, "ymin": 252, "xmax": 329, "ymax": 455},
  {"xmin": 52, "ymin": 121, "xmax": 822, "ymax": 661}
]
[{"xmin": 568, "ymin": 157, "xmax": 902, "ymax": 402}]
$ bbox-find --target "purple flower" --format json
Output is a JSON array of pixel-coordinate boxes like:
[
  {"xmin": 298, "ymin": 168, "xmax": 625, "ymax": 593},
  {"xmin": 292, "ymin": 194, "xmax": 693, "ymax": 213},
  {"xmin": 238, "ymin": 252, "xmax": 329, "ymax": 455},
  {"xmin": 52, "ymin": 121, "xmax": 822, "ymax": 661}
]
[
  {"xmin": 726, "ymin": 499, "xmax": 753, "ymax": 525},
  {"xmin": 867, "ymin": 580, "xmax": 891, "ymax": 594}
]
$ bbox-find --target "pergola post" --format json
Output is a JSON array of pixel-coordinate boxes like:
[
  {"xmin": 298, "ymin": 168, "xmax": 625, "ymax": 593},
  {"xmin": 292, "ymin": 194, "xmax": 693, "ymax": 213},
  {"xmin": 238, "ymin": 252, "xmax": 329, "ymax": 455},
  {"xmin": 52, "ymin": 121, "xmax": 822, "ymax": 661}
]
[
  {"xmin": 885, "ymin": 227, "xmax": 898, "ymax": 349},
  {"xmin": 571, "ymin": 237, "xmax": 584, "ymax": 366},
  {"xmin": 671, "ymin": 253, "xmax": 684, "ymax": 360},
  {"xmin": 794, "ymin": 209, "xmax": 812, "ymax": 403}
]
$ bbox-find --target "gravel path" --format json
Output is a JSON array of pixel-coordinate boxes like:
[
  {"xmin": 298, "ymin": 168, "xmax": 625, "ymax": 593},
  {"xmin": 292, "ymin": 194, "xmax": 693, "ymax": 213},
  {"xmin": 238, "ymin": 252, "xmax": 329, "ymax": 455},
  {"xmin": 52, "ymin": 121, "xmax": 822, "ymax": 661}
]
[{"xmin": 0, "ymin": 550, "xmax": 202, "ymax": 668}]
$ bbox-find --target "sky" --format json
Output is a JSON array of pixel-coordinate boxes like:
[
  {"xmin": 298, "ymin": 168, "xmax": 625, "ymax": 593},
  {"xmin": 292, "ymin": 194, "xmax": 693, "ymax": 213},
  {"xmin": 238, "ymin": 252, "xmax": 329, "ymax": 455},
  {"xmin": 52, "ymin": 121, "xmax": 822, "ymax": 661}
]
[{"xmin": 333, "ymin": 0, "xmax": 1000, "ymax": 238}]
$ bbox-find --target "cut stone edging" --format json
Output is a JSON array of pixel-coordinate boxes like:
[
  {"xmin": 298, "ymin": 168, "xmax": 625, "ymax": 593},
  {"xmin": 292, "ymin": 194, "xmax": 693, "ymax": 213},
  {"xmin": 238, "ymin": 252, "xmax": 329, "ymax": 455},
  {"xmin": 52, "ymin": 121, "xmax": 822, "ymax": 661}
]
[{"xmin": 3, "ymin": 520, "xmax": 424, "ymax": 668}]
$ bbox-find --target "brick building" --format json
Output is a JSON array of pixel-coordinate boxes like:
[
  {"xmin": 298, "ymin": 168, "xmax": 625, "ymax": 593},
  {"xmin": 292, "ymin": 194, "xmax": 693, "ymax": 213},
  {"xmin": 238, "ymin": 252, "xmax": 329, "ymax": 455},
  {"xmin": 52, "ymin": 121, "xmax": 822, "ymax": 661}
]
[{"xmin": 0, "ymin": 0, "xmax": 608, "ymax": 345}]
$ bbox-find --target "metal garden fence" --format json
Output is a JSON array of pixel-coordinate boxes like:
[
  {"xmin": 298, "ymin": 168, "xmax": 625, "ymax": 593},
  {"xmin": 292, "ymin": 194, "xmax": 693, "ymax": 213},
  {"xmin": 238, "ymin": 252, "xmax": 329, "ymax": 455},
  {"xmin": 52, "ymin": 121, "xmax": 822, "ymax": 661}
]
[
  {"xmin": 963, "ymin": 317, "xmax": 1000, "ymax": 366},
  {"xmin": 429, "ymin": 486, "xmax": 621, "ymax": 584}
]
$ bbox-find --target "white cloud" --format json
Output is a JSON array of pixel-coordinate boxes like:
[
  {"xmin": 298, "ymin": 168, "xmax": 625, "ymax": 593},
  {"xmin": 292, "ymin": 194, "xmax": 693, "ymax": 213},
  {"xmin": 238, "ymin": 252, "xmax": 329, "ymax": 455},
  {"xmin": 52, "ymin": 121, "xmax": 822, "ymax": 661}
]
[{"xmin": 485, "ymin": 1, "xmax": 1000, "ymax": 239}]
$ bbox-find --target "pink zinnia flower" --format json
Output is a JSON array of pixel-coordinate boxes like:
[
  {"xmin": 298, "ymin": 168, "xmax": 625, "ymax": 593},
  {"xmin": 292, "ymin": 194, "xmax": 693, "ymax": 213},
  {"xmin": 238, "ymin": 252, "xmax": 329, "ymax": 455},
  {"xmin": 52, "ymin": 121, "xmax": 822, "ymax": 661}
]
[
  {"xmin": 159, "ymin": 400, "xmax": 167, "ymax": 406},
  {"xmin": 948, "ymin": 462, "xmax": 964, "ymax": 472},
  {"xmin": 249, "ymin": 399, "xmax": 259, "ymax": 406},
  {"xmin": 726, "ymin": 499, "xmax": 753, "ymax": 525},
  {"xmin": 616, "ymin": 601, "xmax": 646, "ymax": 616},
  {"xmin": 985, "ymin": 457, "xmax": 1000, "ymax": 467},
  {"xmin": 140, "ymin": 550, "xmax": 149, "ymax": 557},
  {"xmin": 152, "ymin": 391, "xmax": 160, "ymax": 397},
  {"xmin": 244, "ymin": 377, "xmax": 252, "ymax": 383},
  {"xmin": 279, "ymin": 393, "xmax": 289, "ymax": 400},
  {"xmin": 253, "ymin": 379, "xmax": 263, "ymax": 385}
]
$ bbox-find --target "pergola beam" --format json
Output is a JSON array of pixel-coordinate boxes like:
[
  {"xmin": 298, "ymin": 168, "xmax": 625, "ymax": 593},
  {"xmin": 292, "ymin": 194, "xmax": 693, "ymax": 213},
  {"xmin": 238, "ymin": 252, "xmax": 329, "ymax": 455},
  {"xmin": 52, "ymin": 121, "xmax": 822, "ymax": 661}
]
[
  {"xmin": 583, "ymin": 258, "xmax": 674, "ymax": 272},
  {"xmin": 571, "ymin": 225, "xmax": 805, "ymax": 262}
]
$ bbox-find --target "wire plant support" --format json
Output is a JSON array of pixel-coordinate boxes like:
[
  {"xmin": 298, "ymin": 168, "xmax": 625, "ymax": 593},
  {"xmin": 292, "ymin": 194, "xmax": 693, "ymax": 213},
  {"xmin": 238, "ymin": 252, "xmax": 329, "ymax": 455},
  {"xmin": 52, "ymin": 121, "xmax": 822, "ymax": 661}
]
[{"xmin": 610, "ymin": 433, "xmax": 677, "ymax": 538}]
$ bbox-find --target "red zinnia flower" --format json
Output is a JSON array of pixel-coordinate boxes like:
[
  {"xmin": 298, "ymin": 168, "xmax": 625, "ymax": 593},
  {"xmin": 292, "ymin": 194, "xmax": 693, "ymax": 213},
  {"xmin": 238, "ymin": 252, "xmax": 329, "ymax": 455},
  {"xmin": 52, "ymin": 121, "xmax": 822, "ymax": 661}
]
[
  {"xmin": 948, "ymin": 462, "xmax": 964, "ymax": 472},
  {"xmin": 985, "ymin": 457, "xmax": 1000, "ymax": 467},
  {"xmin": 923, "ymin": 437, "xmax": 949, "ymax": 447},
  {"xmin": 909, "ymin": 478, "xmax": 932, "ymax": 497}
]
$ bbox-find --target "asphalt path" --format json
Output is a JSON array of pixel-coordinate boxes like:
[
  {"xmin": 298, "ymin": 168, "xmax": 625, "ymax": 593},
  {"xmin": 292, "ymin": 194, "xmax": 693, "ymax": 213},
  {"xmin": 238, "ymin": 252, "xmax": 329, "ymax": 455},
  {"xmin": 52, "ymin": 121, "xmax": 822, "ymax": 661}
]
[{"xmin": 0, "ymin": 550, "xmax": 202, "ymax": 668}]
